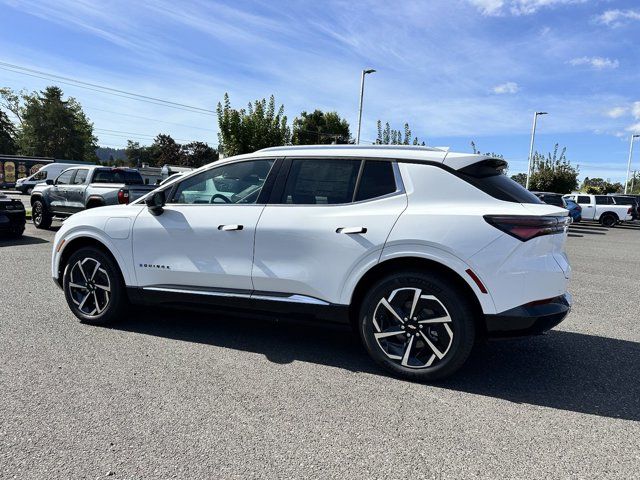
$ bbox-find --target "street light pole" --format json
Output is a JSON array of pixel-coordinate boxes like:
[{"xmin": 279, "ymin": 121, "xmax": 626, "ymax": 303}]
[
  {"xmin": 356, "ymin": 68, "xmax": 376, "ymax": 145},
  {"xmin": 525, "ymin": 111, "xmax": 548, "ymax": 190},
  {"xmin": 624, "ymin": 134, "xmax": 640, "ymax": 194}
]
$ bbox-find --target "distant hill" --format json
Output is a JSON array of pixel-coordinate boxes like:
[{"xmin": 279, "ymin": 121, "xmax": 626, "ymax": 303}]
[{"xmin": 96, "ymin": 147, "xmax": 127, "ymax": 162}]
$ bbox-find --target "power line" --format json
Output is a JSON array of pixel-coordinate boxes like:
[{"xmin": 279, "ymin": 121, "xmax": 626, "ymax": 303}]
[
  {"xmin": 85, "ymin": 105, "xmax": 215, "ymax": 132},
  {"xmin": 94, "ymin": 128, "xmax": 207, "ymax": 144},
  {"xmin": 0, "ymin": 61, "xmax": 217, "ymax": 116}
]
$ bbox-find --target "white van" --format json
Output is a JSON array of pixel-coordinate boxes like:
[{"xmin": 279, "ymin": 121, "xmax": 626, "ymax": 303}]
[{"xmin": 16, "ymin": 163, "xmax": 84, "ymax": 194}]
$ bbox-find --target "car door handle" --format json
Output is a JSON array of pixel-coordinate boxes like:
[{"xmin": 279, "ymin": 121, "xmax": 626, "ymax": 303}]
[
  {"xmin": 218, "ymin": 224, "xmax": 243, "ymax": 231},
  {"xmin": 336, "ymin": 227, "xmax": 367, "ymax": 234}
]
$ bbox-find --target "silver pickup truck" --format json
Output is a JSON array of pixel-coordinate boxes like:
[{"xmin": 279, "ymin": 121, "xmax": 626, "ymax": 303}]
[{"xmin": 30, "ymin": 166, "xmax": 156, "ymax": 229}]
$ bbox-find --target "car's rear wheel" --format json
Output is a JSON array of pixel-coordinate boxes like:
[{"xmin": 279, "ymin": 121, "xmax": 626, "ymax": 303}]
[
  {"xmin": 32, "ymin": 200, "xmax": 52, "ymax": 229},
  {"xmin": 63, "ymin": 247, "xmax": 127, "ymax": 325},
  {"xmin": 359, "ymin": 271, "xmax": 476, "ymax": 381},
  {"xmin": 600, "ymin": 213, "xmax": 617, "ymax": 227}
]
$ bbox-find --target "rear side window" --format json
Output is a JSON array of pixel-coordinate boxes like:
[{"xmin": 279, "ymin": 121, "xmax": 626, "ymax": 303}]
[
  {"xmin": 73, "ymin": 169, "xmax": 88, "ymax": 184},
  {"xmin": 595, "ymin": 196, "xmax": 612, "ymax": 205},
  {"xmin": 93, "ymin": 169, "xmax": 143, "ymax": 184},
  {"xmin": 282, "ymin": 159, "xmax": 360, "ymax": 204},
  {"xmin": 354, "ymin": 161, "xmax": 397, "ymax": 201},
  {"xmin": 459, "ymin": 160, "xmax": 541, "ymax": 204},
  {"xmin": 577, "ymin": 196, "xmax": 590, "ymax": 204}
]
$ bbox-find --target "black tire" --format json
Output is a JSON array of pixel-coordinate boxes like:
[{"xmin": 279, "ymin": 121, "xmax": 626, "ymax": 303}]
[
  {"xmin": 32, "ymin": 200, "xmax": 52, "ymax": 229},
  {"xmin": 9, "ymin": 226, "xmax": 25, "ymax": 238},
  {"xmin": 359, "ymin": 271, "xmax": 476, "ymax": 382},
  {"xmin": 63, "ymin": 247, "xmax": 128, "ymax": 325},
  {"xmin": 600, "ymin": 213, "xmax": 617, "ymax": 227}
]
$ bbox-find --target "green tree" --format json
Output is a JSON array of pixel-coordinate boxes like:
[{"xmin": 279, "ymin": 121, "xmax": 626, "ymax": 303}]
[
  {"xmin": 625, "ymin": 172, "xmax": 640, "ymax": 194},
  {"xmin": 180, "ymin": 141, "xmax": 218, "ymax": 168},
  {"xmin": 511, "ymin": 172, "xmax": 527, "ymax": 187},
  {"xmin": 470, "ymin": 140, "xmax": 504, "ymax": 159},
  {"xmin": 292, "ymin": 110, "xmax": 350, "ymax": 144},
  {"xmin": 376, "ymin": 121, "xmax": 424, "ymax": 145},
  {"xmin": 150, "ymin": 134, "xmax": 183, "ymax": 166},
  {"xmin": 125, "ymin": 140, "xmax": 153, "ymax": 166},
  {"xmin": 528, "ymin": 144, "xmax": 579, "ymax": 193},
  {"xmin": 217, "ymin": 93, "xmax": 290, "ymax": 156},
  {"xmin": 9, "ymin": 86, "xmax": 98, "ymax": 161},
  {"xmin": 0, "ymin": 110, "xmax": 17, "ymax": 154},
  {"xmin": 581, "ymin": 177, "xmax": 623, "ymax": 194}
]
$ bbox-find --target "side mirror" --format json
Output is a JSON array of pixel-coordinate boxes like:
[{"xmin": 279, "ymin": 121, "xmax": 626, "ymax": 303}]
[
  {"xmin": 146, "ymin": 190, "xmax": 166, "ymax": 216},
  {"xmin": 46, "ymin": 179, "xmax": 54, "ymax": 185}
]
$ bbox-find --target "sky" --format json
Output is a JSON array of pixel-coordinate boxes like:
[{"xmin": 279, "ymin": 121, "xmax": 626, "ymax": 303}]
[{"xmin": 1, "ymin": 0, "xmax": 639, "ymax": 181}]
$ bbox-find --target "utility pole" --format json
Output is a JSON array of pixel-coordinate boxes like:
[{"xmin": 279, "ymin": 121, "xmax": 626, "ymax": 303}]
[
  {"xmin": 525, "ymin": 111, "xmax": 548, "ymax": 190},
  {"xmin": 356, "ymin": 68, "xmax": 376, "ymax": 145},
  {"xmin": 624, "ymin": 134, "xmax": 639, "ymax": 194}
]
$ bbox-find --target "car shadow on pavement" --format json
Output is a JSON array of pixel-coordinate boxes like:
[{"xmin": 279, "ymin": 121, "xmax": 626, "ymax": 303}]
[
  {"xmin": 0, "ymin": 234, "xmax": 50, "ymax": 247},
  {"xmin": 116, "ymin": 309, "xmax": 639, "ymax": 422}
]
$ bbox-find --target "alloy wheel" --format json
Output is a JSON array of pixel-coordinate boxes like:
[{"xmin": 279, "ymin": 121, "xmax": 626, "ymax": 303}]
[
  {"xmin": 372, "ymin": 287, "xmax": 454, "ymax": 369},
  {"xmin": 67, "ymin": 258, "xmax": 112, "ymax": 317},
  {"xmin": 33, "ymin": 202, "xmax": 42, "ymax": 225}
]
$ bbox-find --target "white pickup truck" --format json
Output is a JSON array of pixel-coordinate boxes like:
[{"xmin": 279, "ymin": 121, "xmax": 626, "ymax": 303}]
[{"xmin": 563, "ymin": 194, "xmax": 633, "ymax": 227}]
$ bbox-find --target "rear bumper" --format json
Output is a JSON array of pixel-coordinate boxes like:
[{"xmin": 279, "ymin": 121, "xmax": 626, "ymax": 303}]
[
  {"xmin": 484, "ymin": 293, "xmax": 571, "ymax": 338},
  {"xmin": 0, "ymin": 211, "xmax": 26, "ymax": 231}
]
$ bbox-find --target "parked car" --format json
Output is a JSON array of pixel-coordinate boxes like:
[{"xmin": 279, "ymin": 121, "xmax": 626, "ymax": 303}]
[
  {"xmin": 532, "ymin": 192, "xmax": 566, "ymax": 208},
  {"xmin": 51, "ymin": 145, "xmax": 572, "ymax": 381},
  {"xmin": 564, "ymin": 198, "xmax": 582, "ymax": 223},
  {"xmin": 0, "ymin": 193, "xmax": 26, "ymax": 238},
  {"xmin": 15, "ymin": 163, "xmax": 87, "ymax": 195},
  {"xmin": 607, "ymin": 195, "xmax": 639, "ymax": 220},
  {"xmin": 563, "ymin": 194, "xmax": 633, "ymax": 227},
  {"xmin": 30, "ymin": 166, "xmax": 156, "ymax": 230}
]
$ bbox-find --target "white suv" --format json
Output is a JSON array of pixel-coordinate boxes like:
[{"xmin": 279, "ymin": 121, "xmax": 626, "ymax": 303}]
[{"xmin": 51, "ymin": 145, "xmax": 572, "ymax": 380}]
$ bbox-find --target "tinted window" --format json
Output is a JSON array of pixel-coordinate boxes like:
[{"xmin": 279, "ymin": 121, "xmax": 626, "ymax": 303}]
[
  {"xmin": 93, "ymin": 169, "xmax": 143, "ymax": 184},
  {"xmin": 459, "ymin": 160, "xmax": 541, "ymax": 204},
  {"xmin": 612, "ymin": 197, "xmax": 634, "ymax": 205},
  {"xmin": 538, "ymin": 194, "xmax": 565, "ymax": 207},
  {"xmin": 577, "ymin": 196, "xmax": 590, "ymax": 204},
  {"xmin": 355, "ymin": 161, "xmax": 397, "ymax": 201},
  {"xmin": 595, "ymin": 196, "xmax": 611, "ymax": 205},
  {"xmin": 282, "ymin": 159, "xmax": 361, "ymax": 205},
  {"xmin": 172, "ymin": 159, "xmax": 274, "ymax": 204},
  {"xmin": 56, "ymin": 170, "xmax": 74, "ymax": 185},
  {"xmin": 72, "ymin": 169, "xmax": 88, "ymax": 185}
]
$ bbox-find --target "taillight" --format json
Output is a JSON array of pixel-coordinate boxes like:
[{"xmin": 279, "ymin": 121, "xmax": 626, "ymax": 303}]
[
  {"xmin": 117, "ymin": 189, "xmax": 130, "ymax": 204},
  {"xmin": 628, "ymin": 208, "xmax": 632, "ymax": 215},
  {"xmin": 484, "ymin": 215, "xmax": 572, "ymax": 241}
]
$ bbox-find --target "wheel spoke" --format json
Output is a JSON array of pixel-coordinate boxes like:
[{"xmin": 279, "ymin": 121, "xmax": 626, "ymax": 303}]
[
  {"xmin": 94, "ymin": 283, "xmax": 110, "ymax": 292},
  {"xmin": 409, "ymin": 288, "xmax": 421, "ymax": 318},
  {"xmin": 374, "ymin": 327, "xmax": 405, "ymax": 339},
  {"xmin": 93, "ymin": 292, "xmax": 102, "ymax": 313},
  {"xmin": 69, "ymin": 282, "xmax": 87, "ymax": 291},
  {"xmin": 401, "ymin": 335, "xmax": 415, "ymax": 366},
  {"xmin": 419, "ymin": 331, "xmax": 446, "ymax": 360},
  {"xmin": 418, "ymin": 314, "xmax": 451, "ymax": 324},
  {"xmin": 90, "ymin": 261, "xmax": 101, "ymax": 281},
  {"xmin": 380, "ymin": 297, "xmax": 405, "ymax": 325},
  {"xmin": 77, "ymin": 292, "xmax": 91, "ymax": 311},
  {"xmin": 76, "ymin": 261, "xmax": 88, "ymax": 282}
]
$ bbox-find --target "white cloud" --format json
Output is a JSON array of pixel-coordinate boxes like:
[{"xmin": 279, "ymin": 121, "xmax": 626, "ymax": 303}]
[
  {"xmin": 606, "ymin": 107, "xmax": 627, "ymax": 118},
  {"xmin": 595, "ymin": 9, "xmax": 640, "ymax": 27},
  {"xmin": 569, "ymin": 56, "xmax": 619, "ymax": 70},
  {"xmin": 632, "ymin": 102, "xmax": 640, "ymax": 120},
  {"xmin": 625, "ymin": 123, "xmax": 640, "ymax": 134},
  {"xmin": 492, "ymin": 82, "xmax": 520, "ymax": 94},
  {"xmin": 469, "ymin": 0, "xmax": 586, "ymax": 16}
]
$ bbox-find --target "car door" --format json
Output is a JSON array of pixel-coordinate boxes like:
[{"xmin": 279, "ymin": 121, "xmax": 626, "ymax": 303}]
[
  {"xmin": 574, "ymin": 195, "xmax": 595, "ymax": 220},
  {"xmin": 49, "ymin": 169, "xmax": 75, "ymax": 214},
  {"xmin": 132, "ymin": 158, "xmax": 277, "ymax": 292},
  {"xmin": 252, "ymin": 158, "xmax": 407, "ymax": 304},
  {"xmin": 66, "ymin": 168, "xmax": 89, "ymax": 213}
]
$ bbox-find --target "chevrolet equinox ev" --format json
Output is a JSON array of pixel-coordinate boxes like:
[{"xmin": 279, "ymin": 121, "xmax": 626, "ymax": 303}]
[{"xmin": 51, "ymin": 145, "xmax": 572, "ymax": 381}]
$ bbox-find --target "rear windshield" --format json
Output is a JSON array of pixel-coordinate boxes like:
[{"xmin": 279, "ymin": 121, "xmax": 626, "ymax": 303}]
[
  {"xmin": 536, "ymin": 193, "xmax": 565, "ymax": 207},
  {"xmin": 92, "ymin": 169, "xmax": 143, "ymax": 184},
  {"xmin": 458, "ymin": 160, "xmax": 542, "ymax": 204}
]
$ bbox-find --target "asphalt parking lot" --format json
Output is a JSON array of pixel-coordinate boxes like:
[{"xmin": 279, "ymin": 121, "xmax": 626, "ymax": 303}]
[{"xmin": 1, "ymin": 206, "xmax": 639, "ymax": 479}]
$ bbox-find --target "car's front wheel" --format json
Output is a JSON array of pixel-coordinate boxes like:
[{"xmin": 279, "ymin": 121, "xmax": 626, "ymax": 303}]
[
  {"xmin": 359, "ymin": 271, "xmax": 476, "ymax": 381},
  {"xmin": 63, "ymin": 247, "xmax": 128, "ymax": 325},
  {"xmin": 32, "ymin": 200, "xmax": 52, "ymax": 229}
]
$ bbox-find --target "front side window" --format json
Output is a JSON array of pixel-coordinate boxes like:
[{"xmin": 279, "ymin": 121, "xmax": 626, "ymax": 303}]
[
  {"xmin": 355, "ymin": 161, "xmax": 397, "ymax": 201},
  {"xmin": 56, "ymin": 170, "xmax": 74, "ymax": 185},
  {"xmin": 32, "ymin": 170, "xmax": 47, "ymax": 181},
  {"xmin": 73, "ymin": 169, "xmax": 88, "ymax": 185},
  {"xmin": 281, "ymin": 159, "xmax": 361, "ymax": 204},
  {"xmin": 171, "ymin": 159, "xmax": 275, "ymax": 204}
]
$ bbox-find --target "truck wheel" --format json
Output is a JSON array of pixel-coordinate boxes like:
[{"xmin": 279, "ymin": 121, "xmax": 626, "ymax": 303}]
[
  {"xmin": 63, "ymin": 247, "xmax": 128, "ymax": 325},
  {"xmin": 600, "ymin": 213, "xmax": 617, "ymax": 227},
  {"xmin": 32, "ymin": 200, "xmax": 52, "ymax": 229},
  {"xmin": 358, "ymin": 271, "xmax": 476, "ymax": 382}
]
